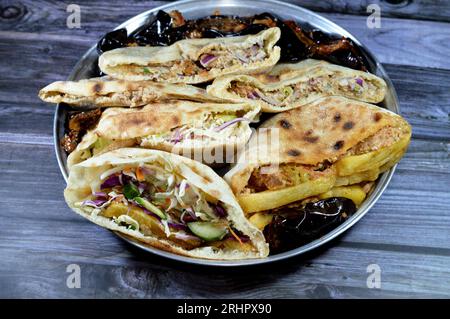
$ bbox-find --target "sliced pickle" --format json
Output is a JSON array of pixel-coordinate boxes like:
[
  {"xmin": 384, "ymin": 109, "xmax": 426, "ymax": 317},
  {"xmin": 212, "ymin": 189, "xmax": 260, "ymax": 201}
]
[
  {"xmin": 238, "ymin": 176, "xmax": 335, "ymax": 214},
  {"xmin": 319, "ymin": 185, "xmax": 367, "ymax": 206},
  {"xmin": 102, "ymin": 202, "xmax": 201, "ymax": 249}
]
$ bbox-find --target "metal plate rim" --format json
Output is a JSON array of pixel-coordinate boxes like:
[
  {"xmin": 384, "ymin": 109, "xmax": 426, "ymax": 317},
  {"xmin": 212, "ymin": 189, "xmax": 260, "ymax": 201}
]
[{"xmin": 54, "ymin": 0, "xmax": 400, "ymax": 267}]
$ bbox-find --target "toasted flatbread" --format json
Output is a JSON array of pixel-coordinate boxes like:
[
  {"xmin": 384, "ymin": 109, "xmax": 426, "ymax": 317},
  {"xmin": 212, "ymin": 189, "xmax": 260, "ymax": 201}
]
[
  {"xmin": 98, "ymin": 28, "xmax": 281, "ymax": 84},
  {"xmin": 39, "ymin": 76, "xmax": 228, "ymax": 108},
  {"xmin": 64, "ymin": 148, "xmax": 269, "ymax": 260},
  {"xmin": 224, "ymin": 96, "xmax": 411, "ymax": 213},
  {"xmin": 67, "ymin": 101, "xmax": 260, "ymax": 169},
  {"xmin": 207, "ymin": 59, "xmax": 387, "ymax": 112}
]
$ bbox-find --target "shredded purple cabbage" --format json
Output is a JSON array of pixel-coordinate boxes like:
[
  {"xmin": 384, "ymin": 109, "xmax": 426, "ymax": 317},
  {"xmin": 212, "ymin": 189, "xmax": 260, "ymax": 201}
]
[
  {"xmin": 100, "ymin": 175, "xmax": 121, "ymax": 189},
  {"xmin": 247, "ymin": 91, "xmax": 260, "ymax": 99},
  {"xmin": 213, "ymin": 204, "xmax": 228, "ymax": 218},
  {"xmin": 200, "ymin": 54, "xmax": 217, "ymax": 67},
  {"xmin": 93, "ymin": 192, "xmax": 108, "ymax": 200},
  {"xmin": 214, "ymin": 118, "xmax": 249, "ymax": 132},
  {"xmin": 168, "ymin": 222, "xmax": 188, "ymax": 231},
  {"xmin": 181, "ymin": 208, "xmax": 197, "ymax": 224}
]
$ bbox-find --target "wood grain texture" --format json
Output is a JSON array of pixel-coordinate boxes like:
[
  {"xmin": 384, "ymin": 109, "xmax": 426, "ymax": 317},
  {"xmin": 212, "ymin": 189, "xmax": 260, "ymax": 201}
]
[
  {"xmin": 1, "ymin": 0, "xmax": 450, "ymax": 299},
  {"xmin": 0, "ymin": 139, "xmax": 447, "ymax": 250},
  {"xmin": 0, "ymin": 32, "xmax": 449, "ymax": 141},
  {"xmin": 288, "ymin": 0, "xmax": 450, "ymax": 23},
  {"xmin": 1, "ymin": 1, "xmax": 450, "ymax": 70},
  {"xmin": 0, "ymin": 136, "xmax": 448, "ymax": 298}
]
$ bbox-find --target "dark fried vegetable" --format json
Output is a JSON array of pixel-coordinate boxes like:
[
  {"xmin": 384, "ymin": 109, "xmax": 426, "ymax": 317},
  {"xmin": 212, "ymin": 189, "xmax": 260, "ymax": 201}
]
[
  {"xmin": 132, "ymin": 10, "xmax": 187, "ymax": 46},
  {"xmin": 96, "ymin": 10, "xmax": 369, "ymax": 71},
  {"xmin": 61, "ymin": 108, "xmax": 102, "ymax": 154},
  {"xmin": 97, "ymin": 28, "xmax": 130, "ymax": 54},
  {"xmin": 60, "ymin": 130, "xmax": 80, "ymax": 154},
  {"xmin": 263, "ymin": 197, "xmax": 357, "ymax": 254},
  {"xmin": 284, "ymin": 20, "xmax": 367, "ymax": 71},
  {"xmin": 72, "ymin": 10, "xmax": 370, "ymax": 156}
]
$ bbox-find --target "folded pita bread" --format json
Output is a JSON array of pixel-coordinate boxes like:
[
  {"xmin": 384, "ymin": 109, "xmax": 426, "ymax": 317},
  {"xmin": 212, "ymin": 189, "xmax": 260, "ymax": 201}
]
[
  {"xmin": 39, "ymin": 76, "xmax": 227, "ymax": 108},
  {"xmin": 67, "ymin": 101, "xmax": 260, "ymax": 169},
  {"xmin": 98, "ymin": 28, "xmax": 281, "ymax": 84},
  {"xmin": 207, "ymin": 59, "xmax": 387, "ymax": 112},
  {"xmin": 64, "ymin": 148, "xmax": 269, "ymax": 260},
  {"xmin": 224, "ymin": 96, "xmax": 411, "ymax": 214}
]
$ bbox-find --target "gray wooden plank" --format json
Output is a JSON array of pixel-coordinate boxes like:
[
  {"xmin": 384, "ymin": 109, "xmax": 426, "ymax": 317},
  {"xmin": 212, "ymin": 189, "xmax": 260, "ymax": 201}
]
[
  {"xmin": 1, "ymin": 1, "xmax": 450, "ymax": 70},
  {"xmin": 0, "ymin": 31, "xmax": 449, "ymax": 141},
  {"xmin": 383, "ymin": 64, "xmax": 450, "ymax": 141},
  {"xmin": 0, "ymin": 242, "xmax": 449, "ymax": 298},
  {"xmin": 0, "ymin": 138, "xmax": 449, "ymax": 252},
  {"xmin": 0, "ymin": 135, "xmax": 448, "ymax": 298},
  {"xmin": 1, "ymin": 0, "xmax": 449, "ymax": 298},
  {"xmin": 321, "ymin": 13, "xmax": 450, "ymax": 70},
  {"xmin": 3, "ymin": 0, "xmax": 450, "ymax": 35},
  {"xmin": 287, "ymin": 0, "xmax": 450, "ymax": 23}
]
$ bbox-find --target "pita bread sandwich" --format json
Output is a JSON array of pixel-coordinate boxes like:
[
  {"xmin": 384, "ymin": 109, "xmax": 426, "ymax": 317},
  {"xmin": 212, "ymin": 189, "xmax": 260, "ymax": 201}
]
[
  {"xmin": 207, "ymin": 59, "xmax": 387, "ymax": 112},
  {"xmin": 67, "ymin": 101, "xmax": 260, "ymax": 169},
  {"xmin": 64, "ymin": 148, "xmax": 269, "ymax": 260},
  {"xmin": 98, "ymin": 27, "xmax": 281, "ymax": 84},
  {"xmin": 38, "ymin": 76, "xmax": 226, "ymax": 108},
  {"xmin": 224, "ymin": 96, "xmax": 411, "ymax": 230}
]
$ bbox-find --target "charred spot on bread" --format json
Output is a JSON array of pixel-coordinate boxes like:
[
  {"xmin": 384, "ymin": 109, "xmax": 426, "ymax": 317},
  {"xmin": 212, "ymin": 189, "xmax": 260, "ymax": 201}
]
[
  {"xmin": 374, "ymin": 112, "xmax": 383, "ymax": 122},
  {"xmin": 333, "ymin": 113, "xmax": 342, "ymax": 123},
  {"xmin": 303, "ymin": 135, "xmax": 319, "ymax": 143},
  {"xmin": 333, "ymin": 140, "xmax": 344, "ymax": 150},
  {"xmin": 343, "ymin": 121, "xmax": 354, "ymax": 130},
  {"xmin": 93, "ymin": 82, "xmax": 103, "ymax": 93},
  {"xmin": 287, "ymin": 149, "xmax": 301, "ymax": 157},
  {"xmin": 279, "ymin": 119, "xmax": 292, "ymax": 129}
]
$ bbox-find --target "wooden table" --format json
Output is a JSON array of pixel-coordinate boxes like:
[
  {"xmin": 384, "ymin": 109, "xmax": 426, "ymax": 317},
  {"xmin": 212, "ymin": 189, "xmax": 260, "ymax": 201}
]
[{"xmin": 1, "ymin": 0, "xmax": 449, "ymax": 298}]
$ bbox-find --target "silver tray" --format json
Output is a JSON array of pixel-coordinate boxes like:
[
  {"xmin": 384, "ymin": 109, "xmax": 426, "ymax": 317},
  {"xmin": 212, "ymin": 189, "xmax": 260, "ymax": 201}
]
[{"xmin": 54, "ymin": 0, "xmax": 400, "ymax": 266}]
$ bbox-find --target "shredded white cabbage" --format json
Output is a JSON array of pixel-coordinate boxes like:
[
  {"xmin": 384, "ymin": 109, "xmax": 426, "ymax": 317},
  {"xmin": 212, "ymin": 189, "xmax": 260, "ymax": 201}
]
[
  {"xmin": 114, "ymin": 215, "xmax": 140, "ymax": 231},
  {"xmin": 141, "ymin": 112, "xmax": 244, "ymax": 146}
]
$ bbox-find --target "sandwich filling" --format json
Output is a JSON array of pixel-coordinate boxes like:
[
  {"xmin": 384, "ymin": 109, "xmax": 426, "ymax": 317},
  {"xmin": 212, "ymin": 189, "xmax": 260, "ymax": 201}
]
[
  {"xmin": 114, "ymin": 39, "xmax": 268, "ymax": 81},
  {"xmin": 237, "ymin": 124, "xmax": 410, "ymax": 214},
  {"xmin": 141, "ymin": 110, "xmax": 251, "ymax": 146},
  {"xmin": 42, "ymin": 89, "xmax": 160, "ymax": 107},
  {"xmin": 75, "ymin": 162, "xmax": 255, "ymax": 251},
  {"xmin": 74, "ymin": 110, "xmax": 253, "ymax": 166},
  {"xmin": 229, "ymin": 73, "xmax": 382, "ymax": 107}
]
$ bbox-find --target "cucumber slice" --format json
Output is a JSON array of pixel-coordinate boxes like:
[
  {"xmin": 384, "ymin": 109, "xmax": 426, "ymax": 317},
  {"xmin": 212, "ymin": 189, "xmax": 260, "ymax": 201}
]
[
  {"xmin": 134, "ymin": 197, "xmax": 166, "ymax": 220},
  {"xmin": 187, "ymin": 222, "xmax": 228, "ymax": 242},
  {"xmin": 123, "ymin": 183, "xmax": 140, "ymax": 199}
]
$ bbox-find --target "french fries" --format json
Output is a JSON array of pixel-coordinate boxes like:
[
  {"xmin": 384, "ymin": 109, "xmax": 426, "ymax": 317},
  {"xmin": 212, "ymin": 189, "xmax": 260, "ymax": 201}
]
[
  {"xmin": 238, "ymin": 175, "xmax": 335, "ymax": 213},
  {"xmin": 335, "ymin": 135, "xmax": 410, "ymax": 176},
  {"xmin": 335, "ymin": 168, "xmax": 379, "ymax": 186},
  {"xmin": 319, "ymin": 185, "xmax": 367, "ymax": 206}
]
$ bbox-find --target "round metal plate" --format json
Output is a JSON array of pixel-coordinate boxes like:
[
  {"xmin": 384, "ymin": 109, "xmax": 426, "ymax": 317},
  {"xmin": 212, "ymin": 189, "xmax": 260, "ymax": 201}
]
[{"xmin": 54, "ymin": 0, "xmax": 400, "ymax": 266}]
